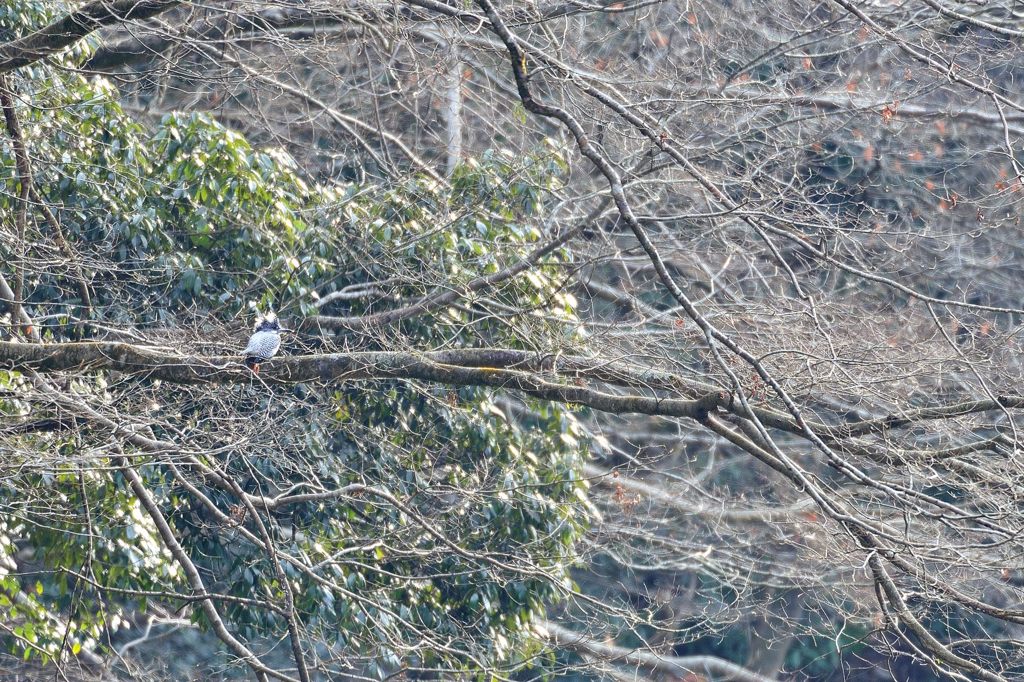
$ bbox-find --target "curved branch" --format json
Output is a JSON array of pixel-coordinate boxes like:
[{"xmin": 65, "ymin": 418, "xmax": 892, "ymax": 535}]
[
  {"xmin": 543, "ymin": 620, "xmax": 780, "ymax": 682},
  {"xmin": 583, "ymin": 463, "xmax": 815, "ymax": 523},
  {"xmin": 0, "ymin": 0, "xmax": 183, "ymax": 74},
  {"xmin": 118, "ymin": 455, "xmax": 298, "ymax": 682},
  {"xmin": 830, "ymin": 0, "xmax": 1024, "ymax": 115},
  {"xmin": 86, "ymin": 6, "xmax": 339, "ymax": 71},
  {"xmin": 311, "ymin": 224, "xmax": 583, "ymax": 331},
  {"xmin": 868, "ymin": 554, "xmax": 1006, "ymax": 682}
]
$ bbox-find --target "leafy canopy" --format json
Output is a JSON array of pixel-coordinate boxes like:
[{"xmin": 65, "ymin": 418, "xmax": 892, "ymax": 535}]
[{"xmin": 0, "ymin": 3, "xmax": 590, "ymax": 674}]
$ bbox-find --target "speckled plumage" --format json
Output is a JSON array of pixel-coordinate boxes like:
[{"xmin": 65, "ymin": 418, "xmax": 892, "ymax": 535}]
[{"xmin": 244, "ymin": 314, "xmax": 284, "ymax": 372}]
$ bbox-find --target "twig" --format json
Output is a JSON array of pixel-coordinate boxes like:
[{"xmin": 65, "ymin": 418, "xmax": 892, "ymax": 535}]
[
  {"xmin": 0, "ymin": 77, "xmax": 92, "ymax": 322},
  {"xmin": 543, "ymin": 620, "xmax": 781, "ymax": 682},
  {"xmin": 0, "ymin": 74, "xmax": 30, "ymax": 338}
]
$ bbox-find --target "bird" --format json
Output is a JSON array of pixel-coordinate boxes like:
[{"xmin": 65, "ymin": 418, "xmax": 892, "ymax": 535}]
[{"xmin": 243, "ymin": 313, "xmax": 286, "ymax": 374}]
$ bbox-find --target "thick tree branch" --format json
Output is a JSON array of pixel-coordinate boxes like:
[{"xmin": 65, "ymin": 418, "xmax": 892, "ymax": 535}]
[
  {"xmin": 0, "ymin": 339, "xmax": 722, "ymax": 420},
  {"xmin": 5, "ymin": 340, "xmax": 1024, "ymax": 436},
  {"xmin": 0, "ymin": 0, "xmax": 184, "ymax": 74},
  {"xmin": 86, "ymin": 6, "xmax": 334, "ymax": 71}
]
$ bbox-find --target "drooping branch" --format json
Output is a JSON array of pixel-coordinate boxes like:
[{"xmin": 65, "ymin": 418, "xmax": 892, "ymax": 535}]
[
  {"xmin": 222, "ymin": 476, "xmax": 311, "ymax": 682},
  {"xmin": 464, "ymin": 0, "xmax": 916, "ymax": 546},
  {"xmin": 480, "ymin": 16, "xmax": 1024, "ymax": 541}
]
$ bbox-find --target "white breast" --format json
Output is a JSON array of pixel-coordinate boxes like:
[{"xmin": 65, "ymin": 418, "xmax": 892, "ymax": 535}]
[{"xmin": 244, "ymin": 331, "xmax": 281, "ymax": 360}]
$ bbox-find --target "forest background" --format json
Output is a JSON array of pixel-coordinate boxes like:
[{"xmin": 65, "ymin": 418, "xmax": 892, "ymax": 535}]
[{"xmin": 2, "ymin": 0, "xmax": 1024, "ymax": 679}]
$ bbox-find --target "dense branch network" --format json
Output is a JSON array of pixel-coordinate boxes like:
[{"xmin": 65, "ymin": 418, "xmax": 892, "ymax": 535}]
[{"xmin": 3, "ymin": 0, "xmax": 1024, "ymax": 678}]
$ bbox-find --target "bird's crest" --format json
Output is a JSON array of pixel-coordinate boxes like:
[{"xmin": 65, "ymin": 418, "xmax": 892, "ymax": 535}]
[{"xmin": 253, "ymin": 312, "xmax": 281, "ymax": 332}]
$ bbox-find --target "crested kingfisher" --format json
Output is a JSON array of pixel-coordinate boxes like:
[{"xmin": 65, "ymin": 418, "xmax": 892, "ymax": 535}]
[{"xmin": 244, "ymin": 313, "xmax": 286, "ymax": 374}]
